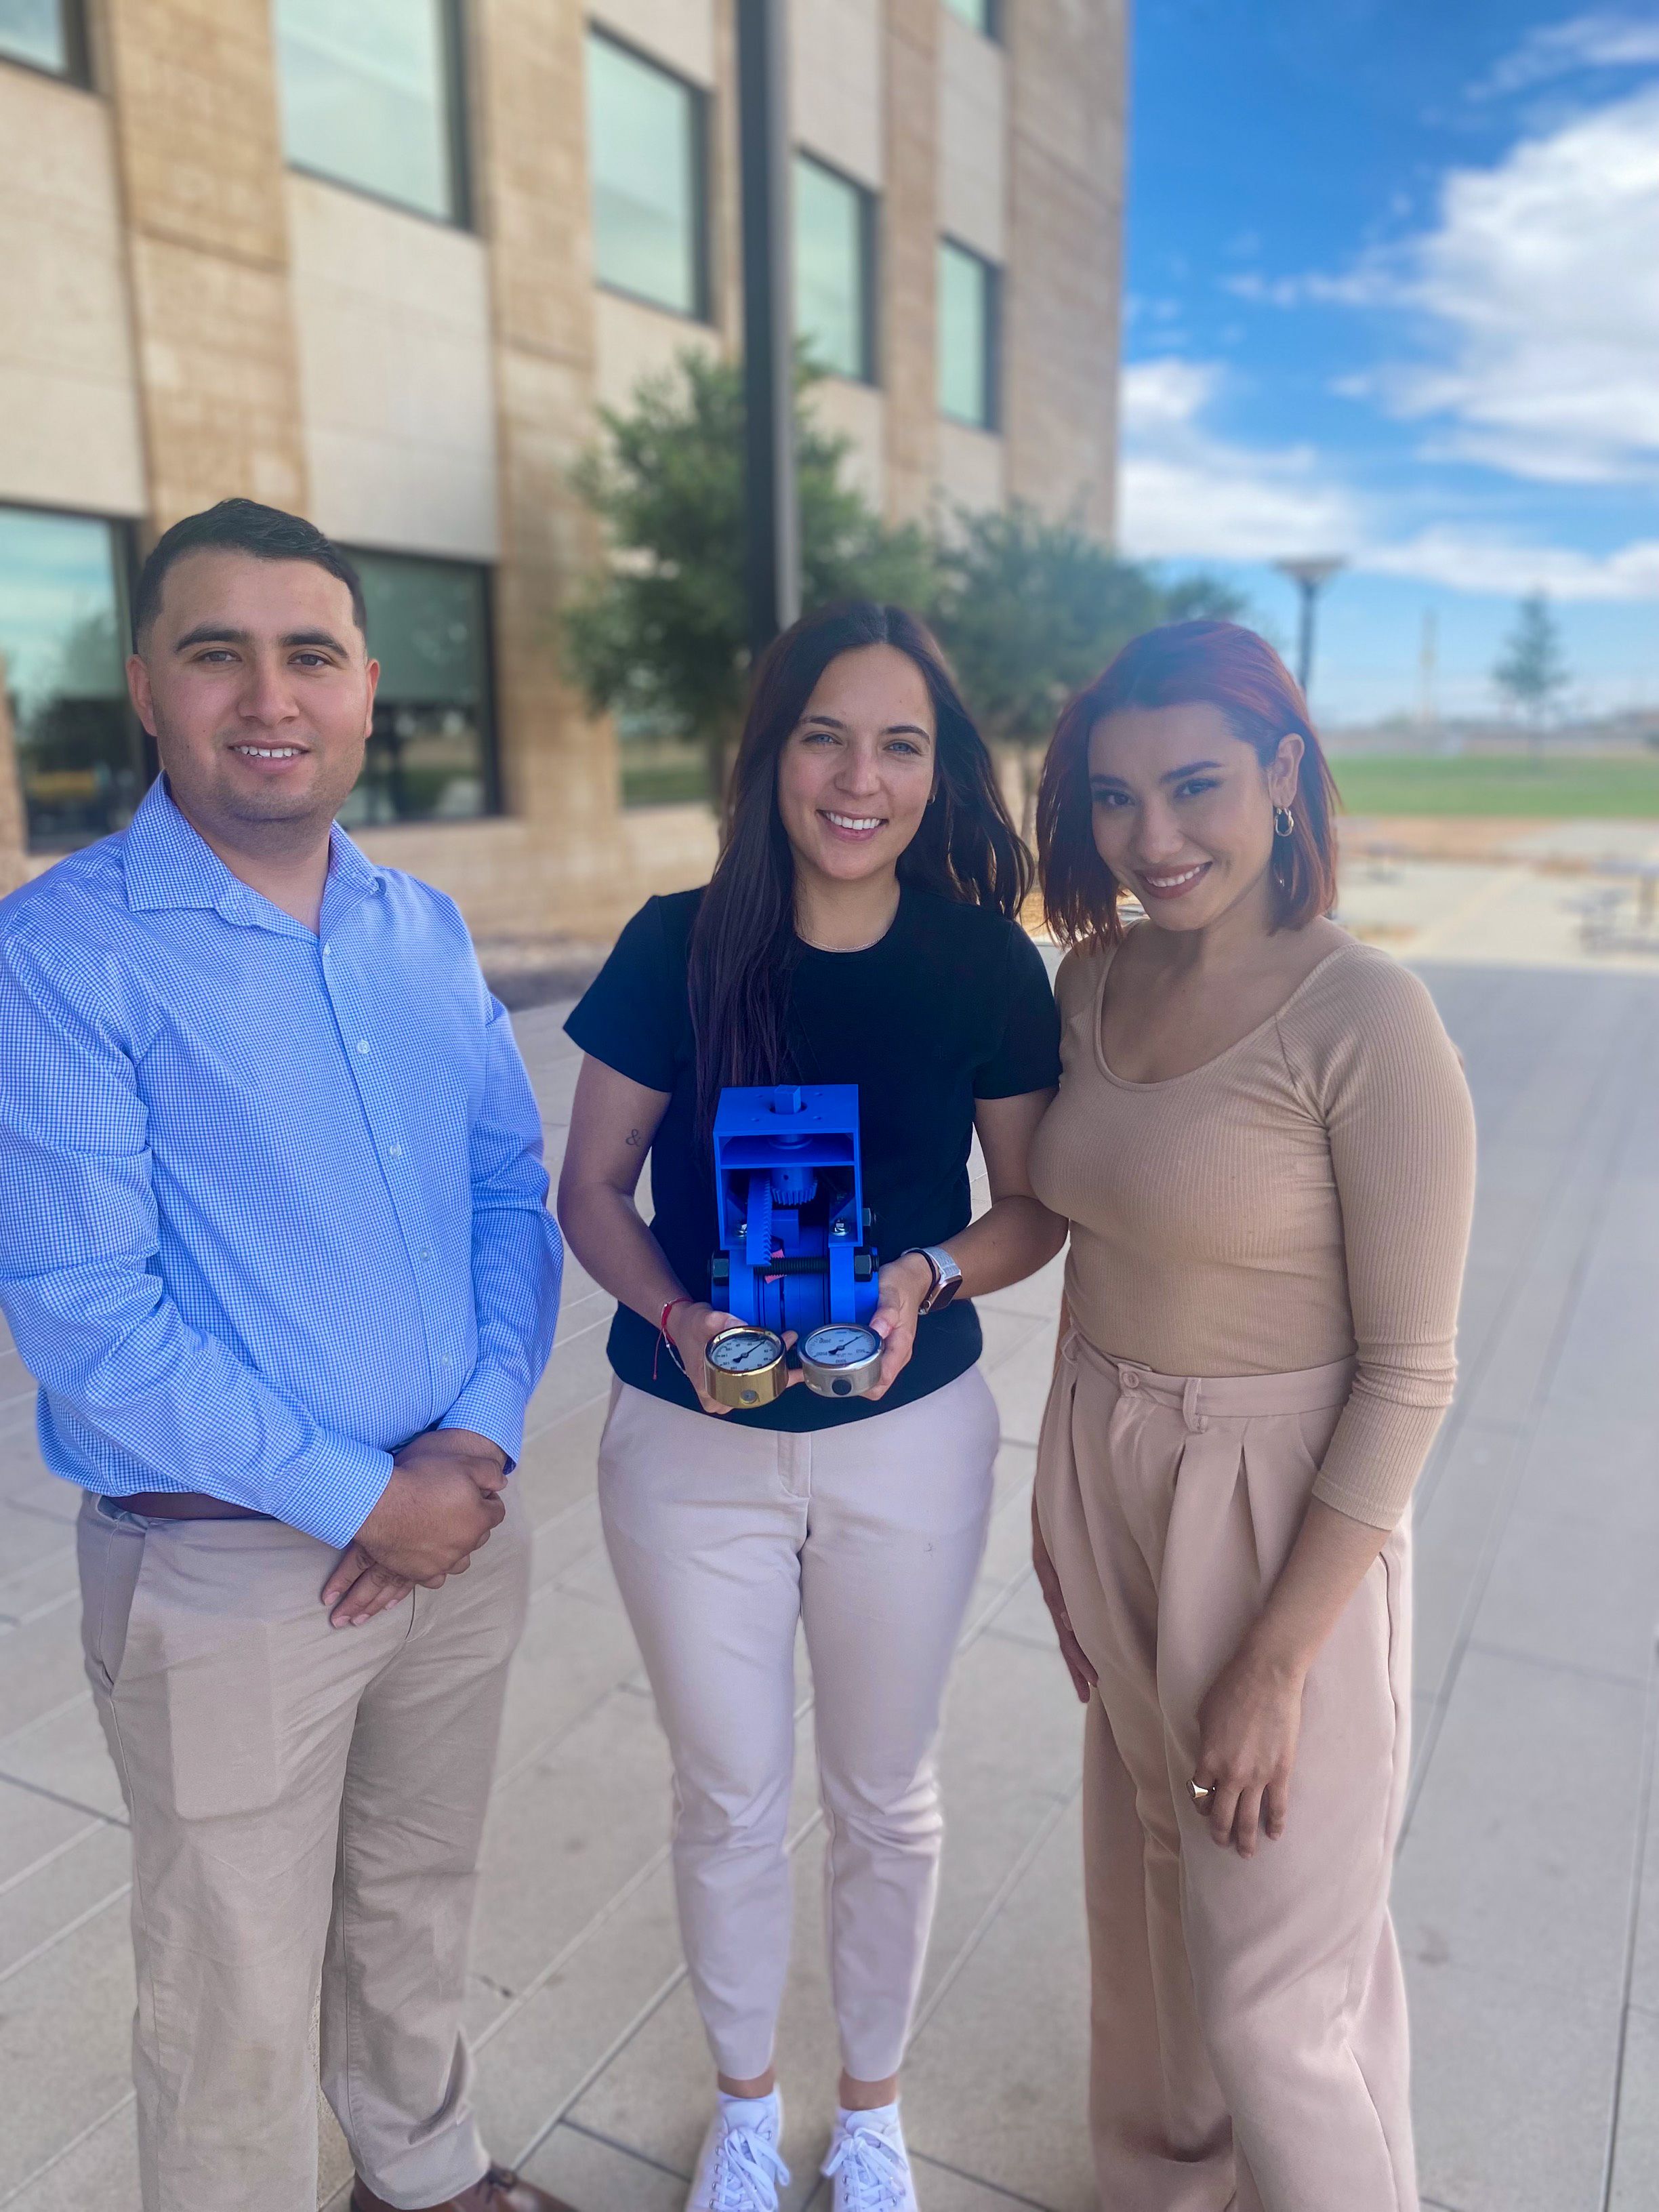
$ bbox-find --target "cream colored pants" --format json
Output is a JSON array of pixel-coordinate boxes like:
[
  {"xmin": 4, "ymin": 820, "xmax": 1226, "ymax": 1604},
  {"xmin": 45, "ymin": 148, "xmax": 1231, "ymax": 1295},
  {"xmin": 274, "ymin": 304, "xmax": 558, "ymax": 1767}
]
[
  {"xmin": 598, "ymin": 1368, "xmax": 999, "ymax": 2082},
  {"xmin": 1035, "ymin": 1334, "xmax": 1416, "ymax": 2212},
  {"xmin": 77, "ymin": 1486, "xmax": 530, "ymax": 2212}
]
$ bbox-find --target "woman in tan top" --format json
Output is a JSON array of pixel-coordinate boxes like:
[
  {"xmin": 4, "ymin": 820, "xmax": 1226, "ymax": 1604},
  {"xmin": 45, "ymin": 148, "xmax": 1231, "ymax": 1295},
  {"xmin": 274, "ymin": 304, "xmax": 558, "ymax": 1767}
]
[{"xmin": 1027, "ymin": 621, "xmax": 1475, "ymax": 2212}]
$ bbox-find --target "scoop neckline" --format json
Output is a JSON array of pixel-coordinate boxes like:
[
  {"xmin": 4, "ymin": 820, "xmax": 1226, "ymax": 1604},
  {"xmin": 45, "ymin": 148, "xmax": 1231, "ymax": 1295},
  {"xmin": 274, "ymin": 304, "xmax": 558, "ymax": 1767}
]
[
  {"xmin": 1091, "ymin": 933, "xmax": 1357, "ymax": 1091},
  {"xmin": 794, "ymin": 886, "xmax": 909, "ymax": 960}
]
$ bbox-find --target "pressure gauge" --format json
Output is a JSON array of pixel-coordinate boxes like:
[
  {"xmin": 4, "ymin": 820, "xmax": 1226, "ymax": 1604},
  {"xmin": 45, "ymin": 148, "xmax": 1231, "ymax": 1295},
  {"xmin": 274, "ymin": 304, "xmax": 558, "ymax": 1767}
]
[
  {"xmin": 705, "ymin": 1325, "xmax": 788, "ymax": 1409},
  {"xmin": 800, "ymin": 1322, "xmax": 884, "ymax": 1400}
]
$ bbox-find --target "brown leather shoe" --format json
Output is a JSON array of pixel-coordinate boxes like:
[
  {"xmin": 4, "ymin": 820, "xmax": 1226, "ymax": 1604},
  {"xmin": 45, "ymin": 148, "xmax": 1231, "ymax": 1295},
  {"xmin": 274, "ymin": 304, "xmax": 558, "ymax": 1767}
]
[{"xmin": 351, "ymin": 2165, "xmax": 579, "ymax": 2212}]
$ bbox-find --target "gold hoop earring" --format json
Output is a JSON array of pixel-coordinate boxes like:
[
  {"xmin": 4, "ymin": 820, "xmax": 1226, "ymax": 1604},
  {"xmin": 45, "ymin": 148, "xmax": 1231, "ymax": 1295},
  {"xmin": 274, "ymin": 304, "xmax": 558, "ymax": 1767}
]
[{"xmin": 1273, "ymin": 805, "xmax": 1296, "ymax": 839}]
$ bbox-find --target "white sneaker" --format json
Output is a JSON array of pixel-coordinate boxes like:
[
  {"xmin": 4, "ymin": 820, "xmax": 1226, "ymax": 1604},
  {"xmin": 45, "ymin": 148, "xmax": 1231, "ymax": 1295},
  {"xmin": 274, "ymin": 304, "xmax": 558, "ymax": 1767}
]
[
  {"xmin": 821, "ymin": 2107, "xmax": 919, "ymax": 2212},
  {"xmin": 687, "ymin": 2091, "xmax": 791, "ymax": 2212}
]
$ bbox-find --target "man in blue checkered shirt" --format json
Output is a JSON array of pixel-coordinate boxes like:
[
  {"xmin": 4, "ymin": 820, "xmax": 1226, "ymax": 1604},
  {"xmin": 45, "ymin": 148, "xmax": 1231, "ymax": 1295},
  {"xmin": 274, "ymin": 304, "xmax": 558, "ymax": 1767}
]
[{"xmin": 0, "ymin": 501, "xmax": 575, "ymax": 2212}]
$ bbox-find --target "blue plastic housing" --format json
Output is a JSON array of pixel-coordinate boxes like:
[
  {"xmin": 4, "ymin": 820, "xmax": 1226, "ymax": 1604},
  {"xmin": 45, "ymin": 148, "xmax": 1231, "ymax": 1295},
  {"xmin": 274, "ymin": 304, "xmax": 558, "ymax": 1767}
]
[{"xmin": 710, "ymin": 1084, "xmax": 879, "ymax": 1336}]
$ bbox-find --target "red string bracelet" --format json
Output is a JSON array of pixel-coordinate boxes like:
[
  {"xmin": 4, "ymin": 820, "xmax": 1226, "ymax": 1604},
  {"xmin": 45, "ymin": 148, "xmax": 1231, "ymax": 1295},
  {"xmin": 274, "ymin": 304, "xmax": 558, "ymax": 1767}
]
[{"xmin": 655, "ymin": 1296, "xmax": 693, "ymax": 1382}]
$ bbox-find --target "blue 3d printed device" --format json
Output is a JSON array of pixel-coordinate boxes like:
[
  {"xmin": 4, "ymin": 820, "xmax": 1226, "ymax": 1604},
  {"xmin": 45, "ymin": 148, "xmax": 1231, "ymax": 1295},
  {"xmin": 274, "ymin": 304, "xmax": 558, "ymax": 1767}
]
[{"xmin": 702, "ymin": 1084, "xmax": 885, "ymax": 1410}]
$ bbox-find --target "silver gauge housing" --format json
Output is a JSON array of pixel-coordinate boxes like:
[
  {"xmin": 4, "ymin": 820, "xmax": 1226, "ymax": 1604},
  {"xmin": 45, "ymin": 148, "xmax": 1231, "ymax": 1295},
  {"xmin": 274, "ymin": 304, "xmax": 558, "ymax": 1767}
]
[
  {"xmin": 705, "ymin": 1324, "xmax": 787, "ymax": 1408},
  {"xmin": 799, "ymin": 1322, "xmax": 884, "ymax": 1400}
]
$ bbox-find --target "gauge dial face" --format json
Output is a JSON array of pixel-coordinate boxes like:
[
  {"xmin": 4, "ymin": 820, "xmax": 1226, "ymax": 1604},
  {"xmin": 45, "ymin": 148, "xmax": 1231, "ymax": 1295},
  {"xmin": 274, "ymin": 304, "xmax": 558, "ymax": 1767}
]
[
  {"xmin": 801, "ymin": 1324, "xmax": 882, "ymax": 1368},
  {"xmin": 707, "ymin": 1327, "xmax": 785, "ymax": 1374}
]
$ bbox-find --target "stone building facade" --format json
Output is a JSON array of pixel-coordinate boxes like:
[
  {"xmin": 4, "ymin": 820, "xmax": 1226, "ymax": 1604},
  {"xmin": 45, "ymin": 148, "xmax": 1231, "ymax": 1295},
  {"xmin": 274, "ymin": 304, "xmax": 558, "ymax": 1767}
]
[{"xmin": 0, "ymin": 0, "xmax": 1126, "ymax": 940}]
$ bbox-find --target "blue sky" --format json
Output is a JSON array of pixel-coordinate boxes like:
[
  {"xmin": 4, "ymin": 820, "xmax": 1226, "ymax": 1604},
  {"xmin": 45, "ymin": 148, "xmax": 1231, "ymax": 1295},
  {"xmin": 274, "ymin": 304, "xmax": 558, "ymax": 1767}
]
[{"xmin": 1122, "ymin": 1, "xmax": 1659, "ymax": 724}]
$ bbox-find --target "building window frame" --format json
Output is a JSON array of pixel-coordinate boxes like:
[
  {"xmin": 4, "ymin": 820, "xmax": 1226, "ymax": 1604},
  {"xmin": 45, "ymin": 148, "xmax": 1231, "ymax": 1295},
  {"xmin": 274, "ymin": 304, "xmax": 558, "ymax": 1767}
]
[
  {"xmin": 942, "ymin": 0, "xmax": 1001, "ymax": 40},
  {"xmin": 794, "ymin": 150, "xmax": 880, "ymax": 388},
  {"xmin": 0, "ymin": 0, "xmax": 92, "ymax": 85},
  {"xmin": 341, "ymin": 544, "xmax": 502, "ymax": 829},
  {"xmin": 276, "ymin": 0, "xmax": 474, "ymax": 232},
  {"xmin": 585, "ymin": 25, "xmax": 712, "ymax": 326},
  {"xmin": 938, "ymin": 236, "xmax": 1002, "ymax": 432},
  {"xmin": 0, "ymin": 499, "xmax": 149, "ymax": 854}
]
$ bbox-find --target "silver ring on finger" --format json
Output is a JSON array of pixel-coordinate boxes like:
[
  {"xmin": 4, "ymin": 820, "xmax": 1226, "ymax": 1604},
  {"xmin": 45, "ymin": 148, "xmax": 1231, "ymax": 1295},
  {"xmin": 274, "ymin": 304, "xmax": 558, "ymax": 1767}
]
[{"xmin": 1189, "ymin": 1778, "xmax": 1216, "ymax": 1811}]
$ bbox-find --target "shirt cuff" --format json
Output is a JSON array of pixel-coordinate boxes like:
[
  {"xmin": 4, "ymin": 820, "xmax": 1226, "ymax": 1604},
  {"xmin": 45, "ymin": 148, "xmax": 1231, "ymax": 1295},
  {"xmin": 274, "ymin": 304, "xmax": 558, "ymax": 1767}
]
[
  {"xmin": 276, "ymin": 1433, "xmax": 396, "ymax": 1549},
  {"xmin": 438, "ymin": 1364, "xmax": 529, "ymax": 1473}
]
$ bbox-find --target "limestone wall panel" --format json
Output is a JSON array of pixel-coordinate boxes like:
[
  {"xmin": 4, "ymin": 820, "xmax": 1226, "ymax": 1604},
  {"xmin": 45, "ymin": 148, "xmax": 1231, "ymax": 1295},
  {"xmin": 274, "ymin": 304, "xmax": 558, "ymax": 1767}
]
[
  {"xmin": 880, "ymin": 0, "xmax": 939, "ymax": 523},
  {"xmin": 794, "ymin": 0, "xmax": 884, "ymax": 190},
  {"xmin": 589, "ymin": 0, "xmax": 716, "ymax": 86},
  {"xmin": 938, "ymin": 9, "xmax": 1005, "ymax": 262},
  {"xmin": 0, "ymin": 69, "xmax": 145, "ymax": 516},
  {"xmin": 288, "ymin": 178, "xmax": 499, "ymax": 560}
]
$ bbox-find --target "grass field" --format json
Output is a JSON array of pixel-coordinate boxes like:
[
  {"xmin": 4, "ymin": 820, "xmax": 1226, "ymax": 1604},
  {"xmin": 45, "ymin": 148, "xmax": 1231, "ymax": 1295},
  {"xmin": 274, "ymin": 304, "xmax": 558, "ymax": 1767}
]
[{"xmin": 1331, "ymin": 752, "xmax": 1659, "ymax": 819}]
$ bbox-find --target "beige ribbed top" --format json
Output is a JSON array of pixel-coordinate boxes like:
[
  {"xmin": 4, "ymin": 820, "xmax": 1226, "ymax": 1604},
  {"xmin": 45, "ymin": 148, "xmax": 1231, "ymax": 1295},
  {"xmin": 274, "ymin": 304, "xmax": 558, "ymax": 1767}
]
[{"xmin": 1027, "ymin": 933, "xmax": 1477, "ymax": 1529}]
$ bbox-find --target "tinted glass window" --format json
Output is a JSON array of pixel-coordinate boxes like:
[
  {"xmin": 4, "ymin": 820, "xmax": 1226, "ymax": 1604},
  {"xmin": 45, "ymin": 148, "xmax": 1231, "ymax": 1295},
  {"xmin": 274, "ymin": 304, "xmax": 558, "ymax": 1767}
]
[
  {"xmin": 942, "ymin": 0, "xmax": 996, "ymax": 33},
  {"xmin": 274, "ymin": 0, "xmax": 462, "ymax": 222},
  {"xmin": 796, "ymin": 157, "xmax": 874, "ymax": 384},
  {"xmin": 587, "ymin": 32, "xmax": 704, "ymax": 317},
  {"xmin": 0, "ymin": 507, "xmax": 141, "ymax": 851},
  {"xmin": 340, "ymin": 552, "xmax": 495, "ymax": 826},
  {"xmin": 0, "ymin": 0, "xmax": 75, "ymax": 74},
  {"xmin": 938, "ymin": 240, "xmax": 998, "ymax": 428}
]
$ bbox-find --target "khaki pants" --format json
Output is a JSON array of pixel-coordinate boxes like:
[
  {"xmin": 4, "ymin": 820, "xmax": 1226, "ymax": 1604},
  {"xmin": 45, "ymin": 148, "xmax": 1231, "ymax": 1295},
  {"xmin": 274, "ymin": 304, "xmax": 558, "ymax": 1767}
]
[
  {"xmin": 1035, "ymin": 1334, "xmax": 1415, "ymax": 2212},
  {"xmin": 77, "ymin": 1485, "xmax": 531, "ymax": 2212},
  {"xmin": 598, "ymin": 1368, "xmax": 999, "ymax": 2083}
]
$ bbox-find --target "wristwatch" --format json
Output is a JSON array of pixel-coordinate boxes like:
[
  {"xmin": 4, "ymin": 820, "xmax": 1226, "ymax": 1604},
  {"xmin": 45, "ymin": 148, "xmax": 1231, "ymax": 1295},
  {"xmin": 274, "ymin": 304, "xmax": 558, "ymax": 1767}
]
[{"xmin": 903, "ymin": 1244, "xmax": 963, "ymax": 1317}]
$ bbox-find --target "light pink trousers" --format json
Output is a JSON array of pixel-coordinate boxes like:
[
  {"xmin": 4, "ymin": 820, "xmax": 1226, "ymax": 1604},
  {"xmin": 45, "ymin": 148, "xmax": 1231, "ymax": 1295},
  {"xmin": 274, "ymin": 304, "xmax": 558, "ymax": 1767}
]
[
  {"xmin": 598, "ymin": 1368, "xmax": 999, "ymax": 2082},
  {"xmin": 1034, "ymin": 1333, "xmax": 1416, "ymax": 2212}
]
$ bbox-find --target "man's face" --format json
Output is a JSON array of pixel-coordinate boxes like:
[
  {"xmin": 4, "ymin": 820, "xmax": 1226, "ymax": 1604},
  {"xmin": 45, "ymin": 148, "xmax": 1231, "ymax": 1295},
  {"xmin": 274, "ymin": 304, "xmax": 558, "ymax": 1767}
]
[{"xmin": 127, "ymin": 550, "xmax": 378, "ymax": 840}]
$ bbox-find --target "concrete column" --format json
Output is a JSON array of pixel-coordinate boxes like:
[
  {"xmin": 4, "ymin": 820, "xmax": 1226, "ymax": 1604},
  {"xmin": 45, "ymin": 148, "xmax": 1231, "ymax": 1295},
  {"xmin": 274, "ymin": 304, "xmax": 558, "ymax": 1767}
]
[
  {"xmin": 101, "ymin": 0, "xmax": 308, "ymax": 531},
  {"xmin": 1003, "ymin": 0, "xmax": 1126, "ymax": 533},
  {"xmin": 469, "ymin": 0, "xmax": 628, "ymax": 924},
  {"xmin": 880, "ymin": 0, "xmax": 940, "ymax": 525}
]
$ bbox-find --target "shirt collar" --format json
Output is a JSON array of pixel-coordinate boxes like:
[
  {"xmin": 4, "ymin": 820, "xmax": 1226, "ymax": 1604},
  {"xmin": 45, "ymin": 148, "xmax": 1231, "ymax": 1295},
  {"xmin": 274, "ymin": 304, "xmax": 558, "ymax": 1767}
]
[{"xmin": 121, "ymin": 776, "xmax": 383, "ymax": 930}]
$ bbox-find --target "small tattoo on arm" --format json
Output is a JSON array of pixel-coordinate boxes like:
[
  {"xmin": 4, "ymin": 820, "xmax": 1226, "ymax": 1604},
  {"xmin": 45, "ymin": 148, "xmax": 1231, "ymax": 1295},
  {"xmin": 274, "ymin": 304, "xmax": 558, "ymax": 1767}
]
[{"xmin": 624, "ymin": 1128, "xmax": 642, "ymax": 1149}]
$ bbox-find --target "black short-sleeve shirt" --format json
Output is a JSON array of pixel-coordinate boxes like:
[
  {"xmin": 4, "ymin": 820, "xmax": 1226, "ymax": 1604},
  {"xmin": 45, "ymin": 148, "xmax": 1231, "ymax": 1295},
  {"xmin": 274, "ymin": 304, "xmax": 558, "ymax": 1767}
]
[{"xmin": 564, "ymin": 885, "xmax": 1061, "ymax": 1429}]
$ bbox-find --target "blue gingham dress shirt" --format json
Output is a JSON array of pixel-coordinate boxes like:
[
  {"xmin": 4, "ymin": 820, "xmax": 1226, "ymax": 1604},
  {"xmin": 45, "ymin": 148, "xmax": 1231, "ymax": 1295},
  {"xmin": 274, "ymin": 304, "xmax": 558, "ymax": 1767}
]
[{"xmin": 0, "ymin": 779, "xmax": 563, "ymax": 1548}]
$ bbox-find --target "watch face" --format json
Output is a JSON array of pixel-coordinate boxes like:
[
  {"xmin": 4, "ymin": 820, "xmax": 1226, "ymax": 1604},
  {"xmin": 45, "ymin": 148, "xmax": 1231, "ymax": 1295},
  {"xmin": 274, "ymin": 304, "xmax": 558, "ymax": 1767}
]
[
  {"xmin": 800, "ymin": 1324, "xmax": 882, "ymax": 1368},
  {"xmin": 706, "ymin": 1326, "xmax": 785, "ymax": 1374}
]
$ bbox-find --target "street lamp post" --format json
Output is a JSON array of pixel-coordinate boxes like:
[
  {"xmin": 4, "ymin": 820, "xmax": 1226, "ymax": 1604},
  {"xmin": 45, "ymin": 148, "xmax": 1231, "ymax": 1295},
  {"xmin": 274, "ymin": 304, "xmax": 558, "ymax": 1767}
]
[
  {"xmin": 1273, "ymin": 556, "xmax": 1346, "ymax": 701},
  {"xmin": 736, "ymin": 0, "xmax": 800, "ymax": 661}
]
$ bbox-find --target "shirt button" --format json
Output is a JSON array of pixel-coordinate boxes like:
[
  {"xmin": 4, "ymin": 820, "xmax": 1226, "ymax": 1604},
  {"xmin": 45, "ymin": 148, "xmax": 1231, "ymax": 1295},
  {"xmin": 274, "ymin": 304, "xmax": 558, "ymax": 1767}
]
[
  {"xmin": 388, "ymin": 1143, "xmax": 404, "ymax": 1158},
  {"xmin": 356, "ymin": 1040, "xmax": 371, "ymax": 1055},
  {"xmin": 418, "ymin": 1246, "xmax": 433, "ymax": 1262},
  {"xmin": 1122, "ymin": 1370, "xmax": 1141, "ymax": 1391}
]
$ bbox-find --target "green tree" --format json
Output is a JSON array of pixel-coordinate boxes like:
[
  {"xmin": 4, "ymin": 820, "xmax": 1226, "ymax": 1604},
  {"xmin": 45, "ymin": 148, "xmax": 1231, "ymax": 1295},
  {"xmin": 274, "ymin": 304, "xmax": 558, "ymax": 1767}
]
[
  {"xmin": 565, "ymin": 349, "xmax": 935, "ymax": 799},
  {"xmin": 1494, "ymin": 592, "xmax": 1570, "ymax": 756},
  {"xmin": 928, "ymin": 501, "xmax": 1243, "ymax": 829}
]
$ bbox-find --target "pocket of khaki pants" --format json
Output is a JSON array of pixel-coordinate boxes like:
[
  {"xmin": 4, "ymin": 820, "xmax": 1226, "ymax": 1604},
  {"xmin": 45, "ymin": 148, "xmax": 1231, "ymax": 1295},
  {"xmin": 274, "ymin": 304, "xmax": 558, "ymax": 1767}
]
[{"xmin": 118, "ymin": 1551, "xmax": 283, "ymax": 1823}]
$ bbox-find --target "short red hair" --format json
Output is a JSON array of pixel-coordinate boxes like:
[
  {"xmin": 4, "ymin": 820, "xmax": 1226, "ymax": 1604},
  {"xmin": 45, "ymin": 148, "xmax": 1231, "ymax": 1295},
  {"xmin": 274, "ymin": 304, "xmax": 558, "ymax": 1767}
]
[{"xmin": 1036, "ymin": 619, "xmax": 1340, "ymax": 948}]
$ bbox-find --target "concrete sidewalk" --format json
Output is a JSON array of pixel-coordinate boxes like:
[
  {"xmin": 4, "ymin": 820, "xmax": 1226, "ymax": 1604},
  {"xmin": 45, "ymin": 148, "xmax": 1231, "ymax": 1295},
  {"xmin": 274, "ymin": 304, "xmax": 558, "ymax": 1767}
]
[{"xmin": 2, "ymin": 962, "xmax": 1658, "ymax": 2212}]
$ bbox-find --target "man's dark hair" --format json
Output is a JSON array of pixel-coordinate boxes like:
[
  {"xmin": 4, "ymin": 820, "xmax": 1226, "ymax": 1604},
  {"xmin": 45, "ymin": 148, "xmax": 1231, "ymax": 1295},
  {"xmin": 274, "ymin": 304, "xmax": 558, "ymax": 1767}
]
[{"xmin": 131, "ymin": 497, "xmax": 367, "ymax": 649}]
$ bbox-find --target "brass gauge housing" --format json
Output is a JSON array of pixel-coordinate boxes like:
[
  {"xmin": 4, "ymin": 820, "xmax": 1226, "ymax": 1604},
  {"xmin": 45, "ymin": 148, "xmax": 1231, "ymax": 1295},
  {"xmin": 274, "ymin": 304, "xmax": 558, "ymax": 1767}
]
[{"xmin": 705, "ymin": 1324, "xmax": 788, "ymax": 1409}]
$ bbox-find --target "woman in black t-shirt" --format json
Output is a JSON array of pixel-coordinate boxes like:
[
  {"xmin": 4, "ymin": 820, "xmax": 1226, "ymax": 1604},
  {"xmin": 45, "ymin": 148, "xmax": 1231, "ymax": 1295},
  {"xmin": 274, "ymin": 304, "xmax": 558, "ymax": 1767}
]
[{"xmin": 559, "ymin": 603, "xmax": 1063, "ymax": 2212}]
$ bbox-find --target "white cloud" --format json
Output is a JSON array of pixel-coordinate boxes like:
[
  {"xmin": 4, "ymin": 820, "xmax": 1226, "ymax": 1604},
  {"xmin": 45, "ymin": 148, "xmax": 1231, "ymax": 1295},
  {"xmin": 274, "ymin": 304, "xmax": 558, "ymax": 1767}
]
[
  {"xmin": 1370, "ymin": 84, "xmax": 1659, "ymax": 485},
  {"xmin": 1117, "ymin": 354, "xmax": 1659, "ymax": 602},
  {"xmin": 1361, "ymin": 527, "xmax": 1659, "ymax": 600},
  {"xmin": 1224, "ymin": 81, "xmax": 1659, "ymax": 489},
  {"xmin": 1477, "ymin": 11, "xmax": 1659, "ymax": 97},
  {"xmin": 1118, "ymin": 359, "xmax": 1360, "ymax": 562}
]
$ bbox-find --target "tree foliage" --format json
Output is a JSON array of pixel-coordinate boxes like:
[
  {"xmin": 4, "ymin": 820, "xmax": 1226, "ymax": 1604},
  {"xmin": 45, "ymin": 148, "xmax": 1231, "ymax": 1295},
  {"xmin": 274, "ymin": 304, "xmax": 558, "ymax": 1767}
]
[
  {"xmin": 1494, "ymin": 592, "xmax": 1570, "ymax": 730},
  {"xmin": 929, "ymin": 503, "xmax": 1242, "ymax": 751},
  {"xmin": 564, "ymin": 350, "xmax": 934, "ymax": 795},
  {"xmin": 565, "ymin": 352, "xmax": 1245, "ymax": 808}
]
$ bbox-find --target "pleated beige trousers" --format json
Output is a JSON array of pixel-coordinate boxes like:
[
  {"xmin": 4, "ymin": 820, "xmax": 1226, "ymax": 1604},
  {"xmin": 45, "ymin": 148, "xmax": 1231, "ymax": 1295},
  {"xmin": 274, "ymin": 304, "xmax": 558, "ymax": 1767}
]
[{"xmin": 1034, "ymin": 1332, "xmax": 1416, "ymax": 2212}]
